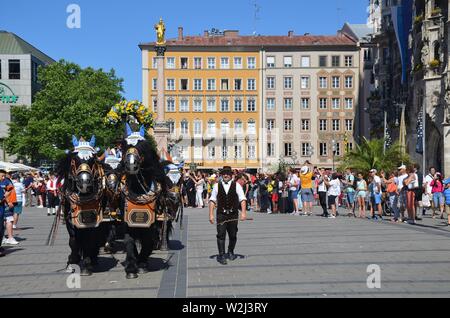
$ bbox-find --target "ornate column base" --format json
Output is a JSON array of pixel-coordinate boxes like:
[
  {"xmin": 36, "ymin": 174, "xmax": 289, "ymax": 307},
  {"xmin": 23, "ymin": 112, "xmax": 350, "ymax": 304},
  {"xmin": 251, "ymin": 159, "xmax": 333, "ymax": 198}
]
[{"xmin": 153, "ymin": 121, "xmax": 170, "ymax": 152}]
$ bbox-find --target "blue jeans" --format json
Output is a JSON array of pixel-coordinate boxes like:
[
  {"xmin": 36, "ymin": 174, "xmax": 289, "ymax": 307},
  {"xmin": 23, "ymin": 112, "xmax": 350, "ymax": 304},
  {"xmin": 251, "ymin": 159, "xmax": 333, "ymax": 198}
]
[
  {"xmin": 392, "ymin": 193, "xmax": 400, "ymax": 220},
  {"xmin": 0, "ymin": 206, "xmax": 5, "ymax": 248}
]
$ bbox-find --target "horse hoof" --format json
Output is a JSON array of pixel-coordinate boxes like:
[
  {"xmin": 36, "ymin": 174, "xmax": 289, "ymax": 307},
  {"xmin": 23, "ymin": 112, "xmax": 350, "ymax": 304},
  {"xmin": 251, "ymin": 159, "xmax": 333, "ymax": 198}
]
[
  {"xmin": 126, "ymin": 273, "xmax": 138, "ymax": 279},
  {"xmin": 80, "ymin": 268, "xmax": 93, "ymax": 276},
  {"xmin": 138, "ymin": 263, "xmax": 149, "ymax": 274}
]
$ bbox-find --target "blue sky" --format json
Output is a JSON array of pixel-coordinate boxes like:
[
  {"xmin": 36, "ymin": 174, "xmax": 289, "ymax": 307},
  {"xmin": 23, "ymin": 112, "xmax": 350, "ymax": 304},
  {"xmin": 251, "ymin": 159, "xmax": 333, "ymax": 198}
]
[{"xmin": 2, "ymin": 0, "xmax": 368, "ymax": 101}]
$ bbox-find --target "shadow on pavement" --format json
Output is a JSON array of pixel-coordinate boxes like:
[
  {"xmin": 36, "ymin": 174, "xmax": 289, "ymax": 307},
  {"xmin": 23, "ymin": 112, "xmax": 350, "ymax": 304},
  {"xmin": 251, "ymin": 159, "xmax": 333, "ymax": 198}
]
[
  {"xmin": 14, "ymin": 227, "xmax": 34, "ymax": 231},
  {"xmin": 3, "ymin": 247, "xmax": 24, "ymax": 255},
  {"xmin": 93, "ymin": 256, "xmax": 119, "ymax": 273},
  {"xmin": 209, "ymin": 254, "xmax": 246, "ymax": 260},
  {"xmin": 168, "ymin": 240, "xmax": 184, "ymax": 251},
  {"xmin": 148, "ymin": 256, "xmax": 171, "ymax": 272}
]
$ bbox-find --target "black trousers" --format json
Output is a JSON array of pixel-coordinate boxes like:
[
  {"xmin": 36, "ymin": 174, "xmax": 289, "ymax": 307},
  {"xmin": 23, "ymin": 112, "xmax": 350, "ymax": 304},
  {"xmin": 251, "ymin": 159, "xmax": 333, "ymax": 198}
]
[
  {"xmin": 47, "ymin": 192, "xmax": 56, "ymax": 208},
  {"xmin": 124, "ymin": 226, "xmax": 155, "ymax": 274},
  {"xmin": 319, "ymin": 192, "xmax": 328, "ymax": 216},
  {"xmin": 216, "ymin": 212, "xmax": 238, "ymax": 256}
]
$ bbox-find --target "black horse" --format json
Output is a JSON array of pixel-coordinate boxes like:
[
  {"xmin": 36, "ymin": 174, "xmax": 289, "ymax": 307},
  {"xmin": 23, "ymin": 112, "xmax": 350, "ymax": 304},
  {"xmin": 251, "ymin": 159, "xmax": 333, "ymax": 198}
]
[
  {"xmin": 98, "ymin": 152, "xmax": 124, "ymax": 254},
  {"xmin": 56, "ymin": 136, "xmax": 105, "ymax": 276},
  {"xmin": 120, "ymin": 128, "xmax": 168, "ymax": 279}
]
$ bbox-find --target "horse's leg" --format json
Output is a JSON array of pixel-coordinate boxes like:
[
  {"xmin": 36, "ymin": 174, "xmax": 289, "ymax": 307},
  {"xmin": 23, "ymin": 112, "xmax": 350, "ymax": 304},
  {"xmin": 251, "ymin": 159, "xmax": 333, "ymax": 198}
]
[
  {"xmin": 137, "ymin": 227, "xmax": 155, "ymax": 272},
  {"xmin": 66, "ymin": 220, "xmax": 81, "ymax": 269},
  {"xmin": 79, "ymin": 229, "xmax": 94, "ymax": 276},
  {"xmin": 124, "ymin": 227, "xmax": 138, "ymax": 279}
]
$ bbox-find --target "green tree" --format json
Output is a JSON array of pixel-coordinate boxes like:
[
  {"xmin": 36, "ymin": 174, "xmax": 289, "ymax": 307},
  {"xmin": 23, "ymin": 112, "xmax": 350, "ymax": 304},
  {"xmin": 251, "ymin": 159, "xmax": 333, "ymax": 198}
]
[
  {"xmin": 338, "ymin": 137, "xmax": 411, "ymax": 174},
  {"xmin": 5, "ymin": 60, "xmax": 124, "ymax": 164}
]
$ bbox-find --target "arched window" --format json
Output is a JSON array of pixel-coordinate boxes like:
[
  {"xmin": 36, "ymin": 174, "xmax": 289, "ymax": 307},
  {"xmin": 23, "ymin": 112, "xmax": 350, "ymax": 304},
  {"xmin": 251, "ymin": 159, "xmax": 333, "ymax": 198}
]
[
  {"xmin": 234, "ymin": 119, "xmax": 243, "ymax": 134},
  {"xmin": 247, "ymin": 119, "xmax": 256, "ymax": 135},
  {"xmin": 167, "ymin": 119, "xmax": 175, "ymax": 134},
  {"xmin": 221, "ymin": 119, "xmax": 230, "ymax": 135},
  {"xmin": 180, "ymin": 119, "xmax": 189, "ymax": 135},
  {"xmin": 207, "ymin": 119, "xmax": 216, "ymax": 136}
]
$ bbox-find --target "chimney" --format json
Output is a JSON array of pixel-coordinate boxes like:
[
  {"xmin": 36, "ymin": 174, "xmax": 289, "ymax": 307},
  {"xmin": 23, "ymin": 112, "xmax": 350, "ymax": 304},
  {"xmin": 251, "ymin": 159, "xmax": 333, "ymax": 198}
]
[
  {"xmin": 204, "ymin": 30, "xmax": 209, "ymax": 37},
  {"xmin": 178, "ymin": 27, "xmax": 183, "ymax": 40},
  {"xmin": 288, "ymin": 30, "xmax": 294, "ymax": 37}
]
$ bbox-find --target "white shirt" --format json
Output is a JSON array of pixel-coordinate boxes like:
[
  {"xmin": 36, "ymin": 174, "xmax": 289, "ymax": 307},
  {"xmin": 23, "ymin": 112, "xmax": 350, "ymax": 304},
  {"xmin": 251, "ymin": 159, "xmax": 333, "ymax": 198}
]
[
  {"xmin": 46, "ymin": 179, "xmax": 57, "ymax": 191},
  {"xmin": 424, "ymin": 174, "xmax": 434, "ymax": 194},
  {"xmin": 397, "ymin": 173, "xmax": 408, "ymax": 191},
  {"xmin": 288, "ymin": 174, "xmax": 300, "ymax": 191},
  {"xmin": 373, "ymin": 175, "xmax": 382, "ymax": 193},
  {"xmin": 408, "ymin": 173, "xmax": 419, "ymax": 190},
  {"xmin": 327, "ymin": 179, "xmax": 341, "ymax": 196},
  {"xmin": 209, "ymin": 181, "xmax": 247, "ymax": 204},
  {"xmin": 13, "ymin": 181, "xmax": 25, "ymax": 202},
  {"xmin": 318, "ymin": 176, "xmax": 328, "ymax": 193}
]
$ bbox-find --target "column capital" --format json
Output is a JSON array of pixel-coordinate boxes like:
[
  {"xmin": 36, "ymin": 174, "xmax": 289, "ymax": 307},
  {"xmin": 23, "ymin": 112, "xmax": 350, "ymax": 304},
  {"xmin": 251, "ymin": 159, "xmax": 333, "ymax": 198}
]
[{"xmin": 155, "ymin": 46, "xmax": 167, "ymax": 57}]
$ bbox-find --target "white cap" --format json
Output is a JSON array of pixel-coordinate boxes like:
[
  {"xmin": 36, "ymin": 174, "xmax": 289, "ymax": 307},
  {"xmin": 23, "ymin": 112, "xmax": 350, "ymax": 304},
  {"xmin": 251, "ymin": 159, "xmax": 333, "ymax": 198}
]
[
  {"xmin": 398, "ymin": 165, "xmax": 407, "ymax": 170},
  {"xmin": 300, "ymin": 166, "xmax": 309, "ymax": 175}
]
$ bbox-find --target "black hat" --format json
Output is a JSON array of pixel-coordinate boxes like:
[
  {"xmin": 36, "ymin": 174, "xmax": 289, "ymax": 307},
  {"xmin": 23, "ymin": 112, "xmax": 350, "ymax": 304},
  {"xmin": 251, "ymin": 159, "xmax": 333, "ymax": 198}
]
[{"xmin": 220, "ymin": 166, "xmax": 233, "ymax": 175}]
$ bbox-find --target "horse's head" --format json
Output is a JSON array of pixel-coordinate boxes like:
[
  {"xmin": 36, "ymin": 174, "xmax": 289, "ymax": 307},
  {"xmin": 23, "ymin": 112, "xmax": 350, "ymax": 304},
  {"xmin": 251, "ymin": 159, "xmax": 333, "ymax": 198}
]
[
  {"xmin": 122, "ymin": 123, "xmax": 147, "ymax": 175},
  {"xmin": 70, "ymin": 135, "xmax": 101, "ymax": 195},
  {"xmin": 124, "ymin": 146, "xmax": 142, "ymax": 175}
]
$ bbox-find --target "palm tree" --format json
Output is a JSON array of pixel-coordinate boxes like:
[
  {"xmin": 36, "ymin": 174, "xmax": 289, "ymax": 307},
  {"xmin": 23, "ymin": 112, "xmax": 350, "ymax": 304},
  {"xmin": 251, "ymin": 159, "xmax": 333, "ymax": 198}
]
[{"xmin": 338, "ymin": 137, "xmax": 410, "ymax": 174}]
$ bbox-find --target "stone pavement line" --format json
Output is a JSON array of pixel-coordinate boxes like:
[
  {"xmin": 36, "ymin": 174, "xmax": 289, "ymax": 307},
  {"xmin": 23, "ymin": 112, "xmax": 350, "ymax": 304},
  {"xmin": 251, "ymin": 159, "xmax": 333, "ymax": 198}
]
[
  {"xmin": 186, "ymin": 207, "xmax": 450, "ymax": 298},
  {"xmin": 0, "ymin": 207, "xmax": 168, "ymax": 298},
  {"xmin": 157, "ymin": 216, "xmax": 188, "ymax": 298}
]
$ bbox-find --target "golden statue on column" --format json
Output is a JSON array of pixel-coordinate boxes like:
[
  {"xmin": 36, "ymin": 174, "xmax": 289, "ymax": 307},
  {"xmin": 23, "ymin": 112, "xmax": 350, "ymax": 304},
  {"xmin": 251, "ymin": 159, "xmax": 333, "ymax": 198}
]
[{"xmin": 155, "ymin": 18, "xmax": 166, "ymax": 45}]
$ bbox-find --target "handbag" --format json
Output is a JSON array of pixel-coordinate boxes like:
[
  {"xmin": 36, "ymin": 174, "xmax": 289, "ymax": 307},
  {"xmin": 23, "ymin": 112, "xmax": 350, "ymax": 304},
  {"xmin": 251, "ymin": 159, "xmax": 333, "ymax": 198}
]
[{"xmin": 422, "ymin": 193, "xmax": 431, "ymax": 208}]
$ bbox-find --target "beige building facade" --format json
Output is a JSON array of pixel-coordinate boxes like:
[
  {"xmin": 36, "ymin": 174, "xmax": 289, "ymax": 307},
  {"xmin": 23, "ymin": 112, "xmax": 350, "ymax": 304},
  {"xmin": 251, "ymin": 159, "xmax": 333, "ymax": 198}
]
[{"xmin": 261, "ymin": 42, "xmax": 359, "ymax": 171}]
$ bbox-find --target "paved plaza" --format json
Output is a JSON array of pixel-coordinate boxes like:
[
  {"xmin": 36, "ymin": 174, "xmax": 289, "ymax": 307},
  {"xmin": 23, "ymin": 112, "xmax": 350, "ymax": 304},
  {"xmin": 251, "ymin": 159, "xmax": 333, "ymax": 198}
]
[{"xmin": 1, "ymin": 206, "xmax": 450, "ymax": 298}]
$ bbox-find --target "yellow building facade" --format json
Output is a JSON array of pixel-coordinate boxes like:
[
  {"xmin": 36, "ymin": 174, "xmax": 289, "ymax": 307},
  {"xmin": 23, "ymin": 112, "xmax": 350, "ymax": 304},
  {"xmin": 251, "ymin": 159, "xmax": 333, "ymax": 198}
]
[{"xmin": 142, "ymin": 46, "xmax": 261, "ymax": 171}]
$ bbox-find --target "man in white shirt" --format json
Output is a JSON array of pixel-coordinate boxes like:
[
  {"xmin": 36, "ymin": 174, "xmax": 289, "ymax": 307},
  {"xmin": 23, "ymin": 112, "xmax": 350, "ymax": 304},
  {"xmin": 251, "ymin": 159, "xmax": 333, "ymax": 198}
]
[
  {"xmin": 396, "ymin": 165, "xmax": 409, "ymax": 221},
  {"xmin": 287, "ymin": 169, "xmax": 301, "ymax": 215},
  {"xmin": 317, "ymin": 168, "xmax": 329, "ymax": 217},
  {"xmin": 369, "ymin": 169, "xmax": 383, "ymax": 220},
  {"xmin": 209, "ymin": 166, "xmax": 247, "ymax": 265},
  {"xmin": 423, "ymin": 167, "xmax": 436, "ymax": 216}
]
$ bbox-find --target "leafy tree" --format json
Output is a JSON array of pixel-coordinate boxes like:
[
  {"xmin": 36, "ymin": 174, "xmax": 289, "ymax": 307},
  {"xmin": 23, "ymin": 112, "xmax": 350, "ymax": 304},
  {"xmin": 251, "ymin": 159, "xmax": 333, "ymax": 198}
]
[
  {"xmin": 338, "ymin": 137, "xmax": 411, "ymax": 174},
  {"xmin": 5, "ymin": 60, "xmax": 124, "ymax": 164}
]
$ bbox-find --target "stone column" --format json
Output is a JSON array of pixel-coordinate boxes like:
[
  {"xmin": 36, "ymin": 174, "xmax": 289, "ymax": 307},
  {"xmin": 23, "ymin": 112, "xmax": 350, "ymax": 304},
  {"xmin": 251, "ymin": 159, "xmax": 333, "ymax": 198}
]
[{"xmin": 153, "ymin": 45, "xmax": 170, "ymax": 151}]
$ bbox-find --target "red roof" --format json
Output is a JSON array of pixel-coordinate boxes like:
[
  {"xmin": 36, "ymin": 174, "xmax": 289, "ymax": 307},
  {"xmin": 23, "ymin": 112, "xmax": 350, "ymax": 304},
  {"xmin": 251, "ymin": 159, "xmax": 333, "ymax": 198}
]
[{"xmin": 140, "ymin": 34, "xmax": 356, "ymax": 48}]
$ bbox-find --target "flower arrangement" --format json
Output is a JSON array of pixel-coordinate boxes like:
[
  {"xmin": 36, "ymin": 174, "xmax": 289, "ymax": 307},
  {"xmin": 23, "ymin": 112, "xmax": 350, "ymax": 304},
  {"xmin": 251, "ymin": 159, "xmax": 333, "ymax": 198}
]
[{"xmin": 104, "ymin": 100, "xmax": 155, "ymax": 129}]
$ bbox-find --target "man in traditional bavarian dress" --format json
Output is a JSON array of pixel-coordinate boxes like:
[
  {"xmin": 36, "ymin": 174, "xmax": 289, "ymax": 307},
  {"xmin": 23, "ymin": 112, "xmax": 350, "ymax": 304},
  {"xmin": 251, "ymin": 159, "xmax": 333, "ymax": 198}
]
[{"xmin": 209, "ymin": 166, "xmax": 247, "ymax": 265}]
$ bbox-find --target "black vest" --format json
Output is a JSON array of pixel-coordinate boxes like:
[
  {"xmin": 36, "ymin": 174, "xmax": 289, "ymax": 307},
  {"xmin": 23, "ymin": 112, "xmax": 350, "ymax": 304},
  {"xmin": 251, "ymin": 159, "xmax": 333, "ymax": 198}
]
[{"xmin": 217, "ymin": 181, "xmax": 240, "ymax": 215}]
